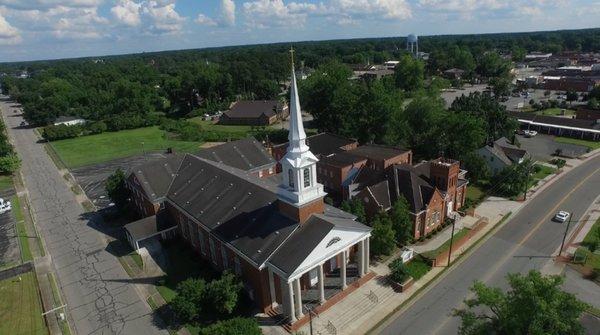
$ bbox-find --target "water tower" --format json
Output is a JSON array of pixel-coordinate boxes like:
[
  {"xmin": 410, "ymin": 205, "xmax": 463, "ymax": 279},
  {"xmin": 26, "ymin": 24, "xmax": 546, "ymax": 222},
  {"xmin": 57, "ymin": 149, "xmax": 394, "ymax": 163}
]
[{"xmin": 406, "ymin": 34, "xmax": 418, "ymax": 57}]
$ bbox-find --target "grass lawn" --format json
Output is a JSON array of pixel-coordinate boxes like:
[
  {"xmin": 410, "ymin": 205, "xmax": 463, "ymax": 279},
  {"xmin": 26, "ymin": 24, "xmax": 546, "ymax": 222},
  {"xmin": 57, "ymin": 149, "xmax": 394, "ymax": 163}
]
[
  {"xmin": 422, "ymin": 228, "xmax": 470, "ymax": 260},
  {"xmin": 0, "ymin": 174, "xmax": 12, "ymax": 191},
  {"xmin": 554, "ymin": 137, "xmax": 600, "ymax": 151},
  {"xmin": 535, "ymin": 108, "xmax": 576, "ymax": 116},
  {"xmin": 156, "ymin": 242, "xmax": 219, "ymax": 303},
  {"xmin": 189, "ymin": 118, "xmax": 268, "ymax": 135},
  {"xmin": 0, "ymin": 272, "xmax": 47, "ymax": 335},
  {"xmin": 49, "ymin": 126, "xmax": 202, "ymax": 168},
  {"xmin": 532, "ymin": 164, "xmax": 556, "ymax": 182},
  {"xmin": 12, "ymin": 195, "xmax": 32, "ymax": 262},
  {"xmin": 405, "ymin": 256, "xmax": 431, "ymax": 280},
  {"xmin": 576, "ymin": 217, "xmax": 600, "ymax": 269}
]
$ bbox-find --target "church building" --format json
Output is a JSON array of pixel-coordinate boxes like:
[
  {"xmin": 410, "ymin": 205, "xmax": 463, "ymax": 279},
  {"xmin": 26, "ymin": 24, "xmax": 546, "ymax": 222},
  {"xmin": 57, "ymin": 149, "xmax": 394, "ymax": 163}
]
[{"xmin": 126, "ymin": 53, "xmax": 373, "ymax": 329}]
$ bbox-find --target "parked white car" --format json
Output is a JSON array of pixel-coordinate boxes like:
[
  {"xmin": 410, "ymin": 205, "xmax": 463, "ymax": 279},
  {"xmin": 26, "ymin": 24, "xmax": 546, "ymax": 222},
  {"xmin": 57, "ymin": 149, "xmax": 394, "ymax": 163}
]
[
  {"xmin": 0, "ymin": 198, "xmax": 11, "ymax": 214},
  {"xmin": 524, "ymin": 130, "xmax": 538, "ymax": 137},
  {"xmin": 553, "ymin": 211, "xmax": 570, "ymax": 223}
]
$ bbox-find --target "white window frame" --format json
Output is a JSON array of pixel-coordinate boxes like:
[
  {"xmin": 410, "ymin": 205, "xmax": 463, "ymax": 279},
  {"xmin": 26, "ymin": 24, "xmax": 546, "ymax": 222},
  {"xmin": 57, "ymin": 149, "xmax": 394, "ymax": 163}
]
[
  {"xmin": 303, "ymin": 168, "xmax": 311, "ymax": 188},
  {"xmin": 221, "ymin": 247, "xmax": 229, "ymax": 269},
  {"xmin": 234, "ymin": 256, "xmax": 242, "ymax": 275},
  {"xmin": 198, "ymin": 229, "xmax": 206, "ymax": 255},
  {"xmin": 209, "ymin": 238, "xmax": 217, "ymax": 264}
]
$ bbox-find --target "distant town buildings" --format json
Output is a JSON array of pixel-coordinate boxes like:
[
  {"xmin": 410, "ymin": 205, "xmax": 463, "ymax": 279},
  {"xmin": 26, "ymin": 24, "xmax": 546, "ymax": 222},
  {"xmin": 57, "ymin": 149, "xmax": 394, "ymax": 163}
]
[{"xmin": 220, "ymin": 100, "xmax": 289, "ymax": 126}]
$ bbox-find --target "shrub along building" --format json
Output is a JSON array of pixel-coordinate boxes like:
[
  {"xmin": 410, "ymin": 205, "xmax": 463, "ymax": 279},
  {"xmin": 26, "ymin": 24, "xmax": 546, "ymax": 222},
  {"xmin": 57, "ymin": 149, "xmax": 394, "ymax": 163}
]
[
  {"xmin": 124, "ymin": 59, "xmax": 372, "ymax": 330},
  {"xmin": 219, "ymin": 100, "xmax": 289, "ymax": 126}
]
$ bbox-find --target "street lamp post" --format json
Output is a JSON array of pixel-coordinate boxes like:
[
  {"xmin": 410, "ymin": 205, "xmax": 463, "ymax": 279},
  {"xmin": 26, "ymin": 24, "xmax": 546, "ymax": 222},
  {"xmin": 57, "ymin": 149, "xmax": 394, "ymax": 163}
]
[{"xmin": 447, "ymin": 216, "xmax": 456, "ymax": 267}]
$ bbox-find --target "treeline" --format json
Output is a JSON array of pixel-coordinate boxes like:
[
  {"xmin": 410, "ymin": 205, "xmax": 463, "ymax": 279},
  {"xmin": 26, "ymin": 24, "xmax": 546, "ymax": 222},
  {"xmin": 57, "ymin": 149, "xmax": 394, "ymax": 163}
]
[
  {"xmin": 0, "ymin": 28, "xmax": 598, "ymax": 128},
  {"xmin": 0, "ymin": 122, "xmax": 20, "ymax": 175}
]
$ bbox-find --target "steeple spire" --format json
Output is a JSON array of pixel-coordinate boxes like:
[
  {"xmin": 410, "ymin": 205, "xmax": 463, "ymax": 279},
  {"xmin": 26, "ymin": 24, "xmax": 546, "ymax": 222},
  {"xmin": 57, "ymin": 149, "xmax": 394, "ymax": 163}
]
[
  {"xmin": 287, "ymin": 47, "xmax": 309, "ymax": 154},
  {"xmin": 277, "ymin": 47, "xmax": 325, "ymax": 211}
]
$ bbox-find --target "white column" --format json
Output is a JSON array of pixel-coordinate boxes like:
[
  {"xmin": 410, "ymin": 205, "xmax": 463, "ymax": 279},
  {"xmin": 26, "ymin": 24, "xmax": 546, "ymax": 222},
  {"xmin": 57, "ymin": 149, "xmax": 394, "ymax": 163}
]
[
  {"xmin": 287, "ymin": 281, "xmax": 296, "ymax": 323},
  {"xmin": 268, "ymin": 268, "xmax": 277, "ymax": 307},
  {"xmin": 358, "ymin": 240, "xmax": 365, "ymax": 277},
  {"xmin": 365, "ymin": 238, "xmax": 370, "ymax": 274},
  {"xmin": 294, "ymin": 278, "xmax": 304, "ymax": 318},
  {"xmin": 318, "ymin": 264, "xmax": 325, "ymax": 304},
  {"xmin": 341, "ymin": 249, "xmax": 347, "ymax": 290}
]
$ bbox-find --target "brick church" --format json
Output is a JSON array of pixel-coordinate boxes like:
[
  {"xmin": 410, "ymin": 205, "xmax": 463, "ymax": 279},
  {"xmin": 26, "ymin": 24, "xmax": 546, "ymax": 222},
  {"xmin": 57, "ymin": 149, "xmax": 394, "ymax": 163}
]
[{"xmin": 124, "ymin": 54, "xmax": 373, "ymax": 329}]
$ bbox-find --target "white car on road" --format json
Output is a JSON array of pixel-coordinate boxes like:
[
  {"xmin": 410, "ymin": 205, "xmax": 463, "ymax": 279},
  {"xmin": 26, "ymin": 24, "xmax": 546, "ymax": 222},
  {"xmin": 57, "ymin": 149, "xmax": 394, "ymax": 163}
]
[
  {"xmin": 553, "ymin": 211, "xmax": 570, "ymax": 223},
  {"xmin": 523, "ymin": 130, "xmax": 538, "ymax": 137},
  {"xmin": 0, "ymin": 198, "xmax": 11, "ymax": 214}
]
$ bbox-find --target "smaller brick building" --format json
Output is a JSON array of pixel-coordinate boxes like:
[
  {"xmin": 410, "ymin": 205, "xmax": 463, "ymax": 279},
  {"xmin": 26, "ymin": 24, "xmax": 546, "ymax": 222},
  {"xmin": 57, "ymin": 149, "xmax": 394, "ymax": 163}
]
[
  {"xmin": 220, "ymin": 100, "xmax": 289, "ymax": 126},
  {"xmin": 345, "ymin": 144, "xmax": 412, "ymax": 172}
]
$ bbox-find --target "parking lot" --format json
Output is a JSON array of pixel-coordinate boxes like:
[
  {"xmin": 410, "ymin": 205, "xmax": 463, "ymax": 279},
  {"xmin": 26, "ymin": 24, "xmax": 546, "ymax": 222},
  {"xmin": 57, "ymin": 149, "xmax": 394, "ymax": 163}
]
[
  {"xmin": 0, "ymin": 191, "xmax": 20, "ymax": 267},
  {"xmin": 71, "ymin": 152, "xmax": 167, "ymax": 209},
  {"xmin": 516, "ymin": 134, "xmax": 589, "ymax": 161}
]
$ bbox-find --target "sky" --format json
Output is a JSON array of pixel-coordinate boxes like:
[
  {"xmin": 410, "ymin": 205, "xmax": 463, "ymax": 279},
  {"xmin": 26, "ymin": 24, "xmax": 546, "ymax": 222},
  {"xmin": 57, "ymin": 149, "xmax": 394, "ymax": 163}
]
[{"xmin": 0, "ymin": 0, "xmax": 599, "ymax": 62}]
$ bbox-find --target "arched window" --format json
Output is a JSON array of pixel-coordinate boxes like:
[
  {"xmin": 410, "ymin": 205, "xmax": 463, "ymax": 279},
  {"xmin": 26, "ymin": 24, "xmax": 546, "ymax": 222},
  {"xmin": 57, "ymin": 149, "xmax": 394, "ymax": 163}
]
[
  {"xmin": 288, "ymin": 169, "xmax": 294, "ymax": 188},
  {"xmin": 303, "ymin": 168, "xmax": 311, "ymax": 187}
]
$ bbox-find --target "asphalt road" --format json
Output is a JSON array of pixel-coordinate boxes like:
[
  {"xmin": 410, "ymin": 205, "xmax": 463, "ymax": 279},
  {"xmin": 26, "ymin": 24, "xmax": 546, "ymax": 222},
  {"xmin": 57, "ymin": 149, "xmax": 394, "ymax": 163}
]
[
  {"xmin": 0, "ymin": 97, "xmax": 167, "ymax": 335},
  {"xmin": 378, "ymin": 153, "xmax": 600, "ymax": 335}
]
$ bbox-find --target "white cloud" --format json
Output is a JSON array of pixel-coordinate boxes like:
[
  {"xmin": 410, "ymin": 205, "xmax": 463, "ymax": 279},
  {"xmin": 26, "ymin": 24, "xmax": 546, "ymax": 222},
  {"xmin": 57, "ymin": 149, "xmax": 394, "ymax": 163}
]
[
  {"xmin": 0, "ymin": 0, "xmax": 102, "ymax": 10},
  {"xmin": 111, "ymin": 0, "xmax": 141, "ymax": 27},
  {"xmin": 110, "ymin": 0, "xmax": 185, "ymax": 34},
  {"xmin": 195, "ymin": 13, "xmax": 217, "ymax": 26},
  {"xmin": 220, "ymin": 0, "xmax": 236, "ymax": 26},
  {"xmin": 242, "ymin": 0, "xmax": 412, "ymax": 28},
  {"xmin": 0, "ymin": 12, "xmax": 20, "ymax": 44},
  {"xmin": 195, "ymin": 0, "xmax": 236, "ymax": 27},
  {"xmin": 417, "ymin": 0, "xmax": 567, "ymax": 19}
]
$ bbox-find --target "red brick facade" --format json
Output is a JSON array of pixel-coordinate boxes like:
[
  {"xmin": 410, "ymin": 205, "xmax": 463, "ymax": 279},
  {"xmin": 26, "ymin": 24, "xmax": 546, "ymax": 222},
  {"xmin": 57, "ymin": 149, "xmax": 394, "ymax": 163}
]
[
  {"xmin": 413, "ymin": 189, "xmax": 445, "ymax": 239},
  {"xmin": 126, "ymin": 174, "xmax": 161, "ymax": 218}
]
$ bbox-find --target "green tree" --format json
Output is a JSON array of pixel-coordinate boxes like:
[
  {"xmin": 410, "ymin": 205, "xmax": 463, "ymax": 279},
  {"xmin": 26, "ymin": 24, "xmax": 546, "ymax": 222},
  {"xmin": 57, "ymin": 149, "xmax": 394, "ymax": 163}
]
[
  {"xmin": 454, "ymin": 271, "xmax": 587, "ymax": 335},
  {"xmin": 389, "ymin": 198, "xmax": 413, "ymax": 246},
  {"xmin": 462, "ymin": 152, "xmax": 490, "ymax": 184},
  {"xmin": 394, "ymin": 54, "xmax": 425, "ymax": 92},
  {"xmin": 489, "ymin": 77, "xmax": 512, "ymax": 98},
  {"xmin": 491, "ymin": 160, "xmax": 532, "ymax": 197},
  {"xmin": 199, "ymin": 317, "xmax": 261, "ymax": 335},
  {"xmin": 205, "ymin": 271, "xmax": 242, "ymax": 315},
  {"xmin": 170, "ymin": 278, "xmax": 206, "ymax": 323},
  {"xmin": 477, "ymin": 52, "xmax": 511, "ymax": 78},
  {"xmin": 566, "ymin": 91, "xmax": 578, "ymax": 105},
  {"xmin": 341, "ymin": 199, "xmax": 367, "ymax": 224},
  {"xmin": 0, "ymin": 153, "xmax": 21, "ymax": 174},
  {"xmin": 105, "ymin": 168, "xmax": 130, "ymax": 209},
  {"xmin": 370, "ymin": 215, "xmax": 396, "ymax": 256}
]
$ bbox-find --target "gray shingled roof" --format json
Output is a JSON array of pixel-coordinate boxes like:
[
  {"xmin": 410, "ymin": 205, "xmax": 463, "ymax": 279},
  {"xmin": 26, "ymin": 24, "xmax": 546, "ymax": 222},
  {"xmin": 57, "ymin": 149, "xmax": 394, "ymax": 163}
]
[
  {"xmin": 390, "ymin": 164, "xmax": 435, "ymax": 213},
  {"xmin": 196, "ymin": 137, "xmax": 275, "ymax": 172},
  {"xmin": 268, "ymin": 213, "xmax": 370, "ymax": 275},
  {"xmin": 167, "ymin": 154, "xmax": 298, "ymax": 265},
  {"xmin": 274, "ymin": 132, "xmax": 357, "ymax": 157},
  {"xmin": 347, "ymin": 144, "xmax": 409, "ymax": 161},
  {"xmin": 130, "ymin": 154, "xmax": 185, "ymax": 202},
  {"xmin": 224, "ymin": 100, "xmax": 283, "ymax": 119},
  {"xmin": 124, "ymin": 210, "xmax": 176, "ymax": 241},
  {"xmin": 367, "ymin": 180, "xmax": 391, "ymax": 210}
]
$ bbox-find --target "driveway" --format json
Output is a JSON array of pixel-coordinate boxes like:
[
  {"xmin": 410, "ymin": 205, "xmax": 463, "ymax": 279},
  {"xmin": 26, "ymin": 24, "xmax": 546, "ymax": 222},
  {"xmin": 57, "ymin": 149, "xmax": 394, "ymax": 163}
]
[
  {"xmin": 0, "ymin": 97, "xmax": 168, "ymax": 335},
  {"xmin": 516, "ymin": 134, "xmax": 589, "ymax": 161}
]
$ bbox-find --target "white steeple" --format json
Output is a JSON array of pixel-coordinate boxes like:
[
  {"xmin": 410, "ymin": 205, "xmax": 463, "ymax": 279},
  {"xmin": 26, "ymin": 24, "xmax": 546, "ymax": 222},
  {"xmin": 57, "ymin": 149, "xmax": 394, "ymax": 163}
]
[{"xmin": 278, "ymin": 48, "xmax": 325, "ymax": 207}]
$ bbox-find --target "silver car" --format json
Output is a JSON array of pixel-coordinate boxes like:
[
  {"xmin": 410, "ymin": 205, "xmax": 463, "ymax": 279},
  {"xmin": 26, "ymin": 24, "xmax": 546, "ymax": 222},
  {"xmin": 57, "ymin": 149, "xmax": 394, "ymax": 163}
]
[{"xmin": 553, "ymin": 211, "xmax": 570, "ymax": 223}]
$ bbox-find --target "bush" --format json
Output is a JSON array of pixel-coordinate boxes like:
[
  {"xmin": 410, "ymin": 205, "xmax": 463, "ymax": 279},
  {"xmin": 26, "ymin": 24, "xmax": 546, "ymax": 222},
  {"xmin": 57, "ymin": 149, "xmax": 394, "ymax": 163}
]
[
  {"xmin": 205, "ymin": 271, "xmax": 243, "ymax": 315},
  {"xmin": 42, "ymin": 124, "xmax": 82, "ymax": 141},
  {"xmin": 389, "ymin": 259, "xmax": 410, "ymax": 283},
  {"xmin": 0, "ymin": 153, "xmax": 21, "ymax": 174},
  {"xmin": 198, "ymin": 317, "xmax": 261, "ymax": 335},
  {"xmin": 370, "ymin": 216, "xmax": 396, "ymax": 256},
  {"xmin": 105, "ymin": 168, "xmax": 130, "ymax": 209},
  {"xmin": 171, "ymin": 279, "xmax": 206, "ymax": 323},
  {"xmin": 550, "ymin": 158, "xmax": 566, "ymax": 168},
  {"xmin": 87, "ymin": 121, "xmax": 107, "ymax": 134}
]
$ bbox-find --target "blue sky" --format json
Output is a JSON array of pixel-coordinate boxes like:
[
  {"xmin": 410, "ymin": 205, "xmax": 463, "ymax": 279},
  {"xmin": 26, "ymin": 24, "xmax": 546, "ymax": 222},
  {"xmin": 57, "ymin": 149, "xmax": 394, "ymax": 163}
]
[{"xmin": 0, "ymin": 0, "xmax": 598, "ymax": 62}]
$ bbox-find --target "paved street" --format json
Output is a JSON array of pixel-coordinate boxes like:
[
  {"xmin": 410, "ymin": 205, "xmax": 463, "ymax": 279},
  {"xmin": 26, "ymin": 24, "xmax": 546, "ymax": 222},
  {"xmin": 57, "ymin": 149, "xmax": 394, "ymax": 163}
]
[
  {"xmin": 378, "ymin": 153, "xmax": 600, "ymax": 335},
  {"xmin": 0, "ymin": 97, "xmax": 167, "ymax": 335}
]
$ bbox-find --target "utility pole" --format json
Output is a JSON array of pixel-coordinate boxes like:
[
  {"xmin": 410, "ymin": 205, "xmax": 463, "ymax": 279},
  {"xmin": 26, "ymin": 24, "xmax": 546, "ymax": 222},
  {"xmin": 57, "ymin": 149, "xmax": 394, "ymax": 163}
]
[
  {"xmin": 447, "ymin": 216, "xmax": 456, "ymax": 267},
  {"xmin": 558, "ymin": 213, "xmax": 573, "ymax": 257},
  {"xmin": 523, "ymin": 163, "xmax": 531, "ymax": 201}
]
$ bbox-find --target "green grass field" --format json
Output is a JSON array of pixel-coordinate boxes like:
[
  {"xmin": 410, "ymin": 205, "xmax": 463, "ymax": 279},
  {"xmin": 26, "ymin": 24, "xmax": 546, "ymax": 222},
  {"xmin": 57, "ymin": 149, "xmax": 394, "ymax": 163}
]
[
  {"xmin": 576, "ymin": 217, "xmax": 600, "ymax": 269},
  {"xmin": 466, "ymin": 185, "xmax": 485, "ymax": 203},
  {"xmin": 0, "ymin": 272, "xmax": 47, "ymax": 335},
  {"xmin": 532, "ymin": 164, "xmax": 556, "ymax": 181},
  {"xmin": 554, "ymin": 137, "xmax": 600, "ymax": 151},
  {"xmin": 49, "ymin": 126, "xmax": 202, "ymax": 168},
  {"xmin": 535, "ymin": 108, "xmax": 576, "ymax": 116},
  {"xmin": 189, "ymin": 118, "xmax": 269, "ymax": 135}
]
